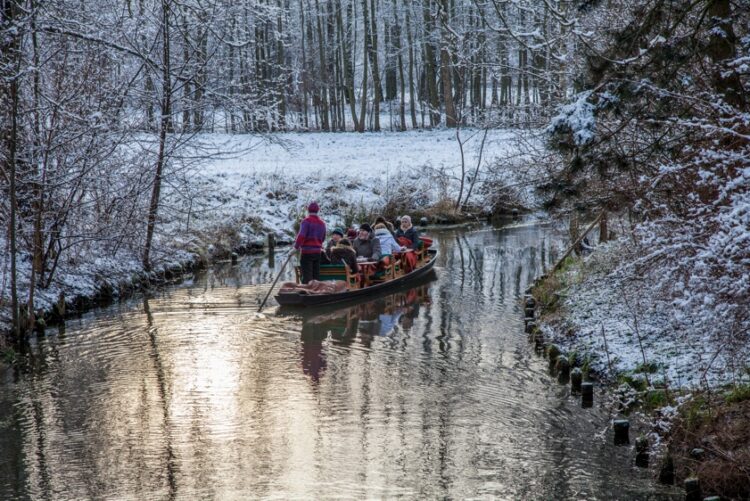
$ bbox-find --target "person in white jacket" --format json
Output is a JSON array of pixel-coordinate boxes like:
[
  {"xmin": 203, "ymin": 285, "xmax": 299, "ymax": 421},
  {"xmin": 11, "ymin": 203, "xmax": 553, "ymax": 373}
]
[{"xmin": 373, "ymin": 223, "xmax": 403, "ymax": 256}]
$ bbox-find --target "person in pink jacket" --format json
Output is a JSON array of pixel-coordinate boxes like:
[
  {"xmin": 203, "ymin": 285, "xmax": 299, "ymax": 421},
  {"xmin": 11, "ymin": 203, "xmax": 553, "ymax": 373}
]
[{"xmin": 294, "ymin": 202, "xmax": 327, "ymax": 283}]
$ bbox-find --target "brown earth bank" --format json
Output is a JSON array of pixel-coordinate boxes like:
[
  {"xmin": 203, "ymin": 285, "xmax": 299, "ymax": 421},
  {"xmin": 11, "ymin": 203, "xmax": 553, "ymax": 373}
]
[{"xmin": 667, "ymin": 394, "xmax": 750, "ymax": 500}]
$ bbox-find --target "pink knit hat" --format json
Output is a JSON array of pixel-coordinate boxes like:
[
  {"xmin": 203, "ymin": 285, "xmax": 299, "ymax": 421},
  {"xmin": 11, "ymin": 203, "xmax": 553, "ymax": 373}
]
[{"xmin": 308, "ymin": 201, "xmax": 320, "ymax": 213}]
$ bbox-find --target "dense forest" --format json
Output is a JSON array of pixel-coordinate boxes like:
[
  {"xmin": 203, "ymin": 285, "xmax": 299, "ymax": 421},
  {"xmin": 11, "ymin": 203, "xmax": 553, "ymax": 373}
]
[{"xmin": 3, "ymin": 0, "xmax": 581, "ymax": 135}]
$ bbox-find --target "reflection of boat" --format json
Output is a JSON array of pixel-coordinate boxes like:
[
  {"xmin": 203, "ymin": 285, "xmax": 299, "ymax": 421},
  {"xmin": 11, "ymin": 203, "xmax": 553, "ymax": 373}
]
[
  {"xmin": 294, "ymin": 284, "xmax": 431, "ymax": 383},
  {"xmin": 275, "ymin": 249, "xmax": 438, "ymax": 307},
  {"xmin": 295, "ymin": 284, "xmax": 432, "ymax": 341}
]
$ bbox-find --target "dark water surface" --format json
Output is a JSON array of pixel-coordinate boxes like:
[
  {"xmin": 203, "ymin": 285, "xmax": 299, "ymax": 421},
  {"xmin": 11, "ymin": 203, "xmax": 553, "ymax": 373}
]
[{"xmin": 0, "ymin": 222, "xmax": 679, "ymax": 500}]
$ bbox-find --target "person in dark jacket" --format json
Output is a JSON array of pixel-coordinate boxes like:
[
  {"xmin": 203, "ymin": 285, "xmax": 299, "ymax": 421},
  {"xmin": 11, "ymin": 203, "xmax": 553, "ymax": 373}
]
[
  {"xmin": 329, "ymin": 239, "xmax": 358, "ymax": 273},
  {"xmin": 294, "ymin": 201, "xmax": 327, "ymax": 283},
  {"xmin": 324, "ymin": 227, "xmax": 345, "ymax": 258},
  {"xmin": 352, "ymin": 223, "xmax": 382, "ymax": 261},
  {"xmin": 395, "ymin": 215, "xmax": 420, "ymax": 250}
]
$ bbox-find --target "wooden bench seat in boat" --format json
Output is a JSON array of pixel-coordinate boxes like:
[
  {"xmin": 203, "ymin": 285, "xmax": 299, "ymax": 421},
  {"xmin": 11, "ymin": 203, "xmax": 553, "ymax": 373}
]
[{"xmin": 295, "ymin": 264, "xmax": 359, "ymax": 288}]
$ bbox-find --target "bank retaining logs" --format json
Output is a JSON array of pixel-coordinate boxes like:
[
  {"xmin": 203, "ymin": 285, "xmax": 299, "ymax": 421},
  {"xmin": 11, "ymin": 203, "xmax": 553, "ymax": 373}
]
[
  {"xmin": 522, "ymin": 284, "xmax": 648, "ymax": 483},
  {"xmin": 523, "ymin": 292, "xmax": 593, "ymax": 408},
  {"xmin": 521, "ymin": 280, "xmax": 724, "ymax": 498}
]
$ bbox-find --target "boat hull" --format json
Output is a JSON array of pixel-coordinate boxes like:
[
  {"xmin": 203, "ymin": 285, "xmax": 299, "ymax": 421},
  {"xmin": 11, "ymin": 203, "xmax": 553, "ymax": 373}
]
[{"xmin": 275, "ymin": 249, "xmax": 438, "ymax": 307}]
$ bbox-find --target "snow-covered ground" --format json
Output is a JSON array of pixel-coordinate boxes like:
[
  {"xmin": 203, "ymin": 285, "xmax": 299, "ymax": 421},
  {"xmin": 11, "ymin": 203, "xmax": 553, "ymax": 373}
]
[
  {"xmin": 539, "ymin": 239, "xmax": 750, "ymax": 389},
  {"xmin": 204, "ymin": 129, "xmax": 520, "ymax": 177},
  {"xmin": 176, "ymin": 129, "xmax": 526, "ymax": 238},
  {"xmin": 188, "ymin": 130, "xmax": 518, "ymax": 230}
]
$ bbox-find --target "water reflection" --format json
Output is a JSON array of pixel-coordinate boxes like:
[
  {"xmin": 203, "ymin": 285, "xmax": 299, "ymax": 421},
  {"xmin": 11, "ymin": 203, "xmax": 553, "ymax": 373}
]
[
  {"xmin": 296, "ymin": 285, "xmax": 432, "ymax": 384},
  {"xmin": 0, "ymin": 222, "xmax": 680, "ymax": 500},
  {"xmin": 143, "ymin": 297, "xmax": 178, "ymax": 500}
]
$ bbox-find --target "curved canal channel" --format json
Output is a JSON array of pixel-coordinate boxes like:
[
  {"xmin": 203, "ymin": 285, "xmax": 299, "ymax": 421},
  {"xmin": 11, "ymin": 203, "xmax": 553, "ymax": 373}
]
[{"xmin": 0, "ymin": 222, "xmax": 680, "ymax": 499}]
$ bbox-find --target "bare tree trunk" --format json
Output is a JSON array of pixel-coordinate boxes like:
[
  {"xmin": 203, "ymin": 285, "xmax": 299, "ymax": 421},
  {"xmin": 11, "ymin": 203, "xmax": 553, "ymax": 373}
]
[
  {"xmin": 228, "ymin": 16, "xmax": 237, "ymax": 132},
  {"xmin": 368, "ymin": 0, "xmax": 382, "ymax": 131},
  {"xmin": 392, "ymin": 0, "xmax": 406, "ymax": 131},
  {"xmin": 181, "ymin": 10, "xmax": 191, "ymax": 131},
  {"xmin": 569, "ymin": 213, "xmax": 582, "ymax": 256},
  {"xmin": 314, "ymin": 0, "xmax": 330, "ymax": 130},
  {"xmin": 455, "ymin": 126, "xmax": 466, "ymax": 210},
  {"xmin": 599, "ymin": 211, "xmax": 608, "ymax": 243},
  {"xmin": 404, "ymin": 0, "xmax": 417, "ymax": 128},
  {"xmin": 277, "ymin": 1, "xmax": 287, "ymax": 129},
  {"xmin": 300, "ymin": 0, "xmax": 310, "ymax": 129},
  {"xmin": 338, "ymin": 0, "xmax": 358, "ymax": 128},
  {"xmin": 440, "ymin": 48, "xmax": 456, "ymax": 126},
  {"xmin": 144, "ymin": 0, "xmax": 173, "ymax": 271},
  {"xmin": 193, "ymin": 8, "xmax": 207, "ymax": 130},
  {"xmin": 8, "ymin": 86, "xmax": 19, "ymax": 338},
  {"xmin": 358, "ymin": 0, "xmax": 370, "ymax": 132},
  {"xmin": 422, "ymin": 0, "xmax": 440, "ymax": 126},
  {"xmin": 706, "ymin": 0, "xmax": 745, "ymax": 109},
  {"xmin": 138, "ymin": 0, "xmax": 156, "ymax": 130},
  {"xmin": 28, "ymin": 5, "xmax": 44, "ymax": 332},
  {"xmin": 491, "ymin": 74, "xmax": 498, "ymax": 106},
  {"xmin": 438, "ymin": 0, "xmax": 456, "ymax": 127},
  {"xmin": 1, "ymin": 0, "xmax": 21, "ymax": 338},
  {"xmin": 462, "ymin": 127, "xmax": 489, "ymax": 209}
]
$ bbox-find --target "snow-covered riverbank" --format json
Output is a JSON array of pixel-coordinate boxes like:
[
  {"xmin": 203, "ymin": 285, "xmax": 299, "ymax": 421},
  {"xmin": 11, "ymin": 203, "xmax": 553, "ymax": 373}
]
[
  {"xmin": 531, "ymin": 230, "xmax": 750, "ymax": 500},
  {"xmin": 536, "ymin": 238, "xmax": 749, "ymax": 389}
]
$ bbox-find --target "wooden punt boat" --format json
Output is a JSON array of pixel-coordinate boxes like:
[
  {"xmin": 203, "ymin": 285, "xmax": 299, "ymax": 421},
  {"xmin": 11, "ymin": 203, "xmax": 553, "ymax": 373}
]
[{"xmin": 275, "ymin": 249, "xmax": 438, "ymax": 307}]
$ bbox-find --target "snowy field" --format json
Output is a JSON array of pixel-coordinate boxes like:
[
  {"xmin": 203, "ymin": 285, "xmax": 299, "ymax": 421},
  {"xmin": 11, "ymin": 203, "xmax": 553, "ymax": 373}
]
[
  {"xmin": 202, "ymin": 129, "xmax": 519, "ymax": 177},
  {"xmin": 174, "ymin": 129, "xmax": 526, "ymax": 240}
]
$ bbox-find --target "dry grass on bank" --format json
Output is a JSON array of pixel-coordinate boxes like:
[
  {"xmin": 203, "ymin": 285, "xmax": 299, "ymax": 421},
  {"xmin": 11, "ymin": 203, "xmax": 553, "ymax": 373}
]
[{"xmin": 668, "ymin": 391, "xmax": 750, "ymax": 499}]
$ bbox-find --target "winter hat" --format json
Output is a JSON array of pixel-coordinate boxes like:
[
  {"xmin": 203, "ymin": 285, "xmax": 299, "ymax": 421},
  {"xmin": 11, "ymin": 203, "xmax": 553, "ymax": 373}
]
[
  {"xmin": 359, "ymin": 223, "xmax": 372, "ymax": 233},
  {"xmin": 338, "ymin": 238, "xmax": 352, "ymax": 247},
  {"xmin": 332, "ymin": 227, "xmax": 344, "ymax": 237},
  {"xmin": 308, "ymin": 201, "xmax": 320, "ymax": 213},
  {"xmin": 346, "ymin": 228, "xmax": 358, "ymax": 239}
]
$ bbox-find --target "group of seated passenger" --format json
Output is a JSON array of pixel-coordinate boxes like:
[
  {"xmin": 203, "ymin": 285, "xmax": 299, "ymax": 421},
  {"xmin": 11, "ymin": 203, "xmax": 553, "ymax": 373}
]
[{"xmin": 320, "ymin": 215, "xmax": 424, "ymax": 279}]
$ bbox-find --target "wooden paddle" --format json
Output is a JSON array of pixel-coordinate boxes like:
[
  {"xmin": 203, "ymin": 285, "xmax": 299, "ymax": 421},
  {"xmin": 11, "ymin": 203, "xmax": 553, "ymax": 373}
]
[{"xmin": 258, "ymin": 251, "xmax": 295, "ymax": 312}]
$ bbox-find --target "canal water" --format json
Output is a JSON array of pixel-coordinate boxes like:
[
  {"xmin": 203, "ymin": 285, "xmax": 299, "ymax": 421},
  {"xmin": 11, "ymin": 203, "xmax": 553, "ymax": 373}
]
[{"xmin": 0, "ymin": 222, "xmax": 679, "ymax": 500}]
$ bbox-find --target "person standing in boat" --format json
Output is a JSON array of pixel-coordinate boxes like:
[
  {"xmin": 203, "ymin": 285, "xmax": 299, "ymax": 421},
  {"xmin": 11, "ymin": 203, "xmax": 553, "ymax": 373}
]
[
  {"xmin": 352, "ymin": 223, "xmax": 382, "ymax": 261},
  {"xmin": 294, "ymin": 202, "xmax": 326, "ymax": 283}
]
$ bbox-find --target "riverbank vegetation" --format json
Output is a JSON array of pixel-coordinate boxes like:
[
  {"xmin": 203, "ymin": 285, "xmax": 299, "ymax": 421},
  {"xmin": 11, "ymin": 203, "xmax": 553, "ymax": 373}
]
[
  {"xmin": 530, "ymin": 0, "xmax": 749, "ymax": 496},
  {"xmin": 533, "ymin": 231, "xmax": 750, "ymax": 499}
]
